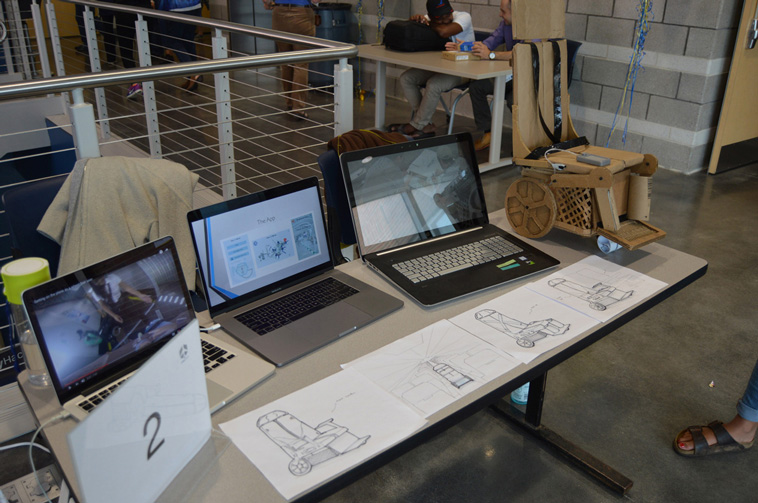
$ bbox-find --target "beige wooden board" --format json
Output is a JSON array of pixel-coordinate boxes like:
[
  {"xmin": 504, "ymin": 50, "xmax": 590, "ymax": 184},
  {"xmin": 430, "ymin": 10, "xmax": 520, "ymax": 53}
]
[
  {"xmin": 512, "ymin": 0, "xmax": 566, "ymax": 40},
  {"xmin": 708, "ymin": 0, "xmax": 758, "ymax": 173}
]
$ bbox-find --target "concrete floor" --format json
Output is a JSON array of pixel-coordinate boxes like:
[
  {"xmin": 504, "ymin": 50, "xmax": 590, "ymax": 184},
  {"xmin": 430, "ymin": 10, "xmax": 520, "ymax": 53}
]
[{"xmin": 2, "ymin": 76, "xmax": 758, "ymax": 502}]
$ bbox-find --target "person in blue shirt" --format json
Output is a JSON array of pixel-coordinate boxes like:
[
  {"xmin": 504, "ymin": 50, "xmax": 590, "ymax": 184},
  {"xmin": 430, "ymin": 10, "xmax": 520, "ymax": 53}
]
[
  {"xmin": 390, "ymin": 0, "xmax": 475, "ymax": 139},
  {"xmin": 674, "ymin": 359, "xmax": 758, "ymax": 456},
  {"xmin": 464, "ymin": 0, "xmax": 515, "ymax": 151}
]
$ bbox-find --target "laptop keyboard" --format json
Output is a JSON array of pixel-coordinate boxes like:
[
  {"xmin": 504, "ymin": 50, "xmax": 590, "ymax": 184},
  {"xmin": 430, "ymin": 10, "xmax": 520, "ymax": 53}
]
[
  {"xmin": 76, "ymin": 339, "xmax": 234, "ymax": 413},
  {"xmin": 234, "ymin": 277, "xmax": 359, "ymax": 336},
  {"xmin": 392, "ymin": 236, "xmax": 523, "ymax": 284},
  {"xmin": 202, "ymin": 338, "xmax": 236, "ymax": 374}
]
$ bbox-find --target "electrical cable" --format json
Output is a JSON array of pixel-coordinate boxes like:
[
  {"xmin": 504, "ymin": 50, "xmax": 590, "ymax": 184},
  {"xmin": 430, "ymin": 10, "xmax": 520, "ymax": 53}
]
[
  {"xmin": 0, "ymin": 442, "xmax": 51, "ymax": 454},
  {"xmin": 544, "ymin": 147, "xmax": 579, "ymax": 172},
  {"xmin": 605, "ymin": 0, "xmax": 652, "ymax": 147},
  {"xmin": 28, "ymin": 411, "xmax": 71, "ymax": 503}
]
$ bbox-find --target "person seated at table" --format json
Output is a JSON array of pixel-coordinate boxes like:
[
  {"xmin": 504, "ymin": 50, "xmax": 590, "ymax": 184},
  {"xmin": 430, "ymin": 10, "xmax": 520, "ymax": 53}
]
[
  {"xmin": 674, "ymin": 358, "xmax": 758, "ymax": 456},
  {"xmin": 388, "ymin": 0, "xmax": 474, "ymax": 140},
  {"xmin": 465, "ymin": 0, "xmax": 515, "ymax": 151}
]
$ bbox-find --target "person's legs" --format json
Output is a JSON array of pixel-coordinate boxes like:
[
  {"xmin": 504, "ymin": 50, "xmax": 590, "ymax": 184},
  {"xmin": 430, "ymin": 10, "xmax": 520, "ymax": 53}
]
[
  {"xmin": 272, "ymin": 6, "xmax": 315, "ymax": 113},
  {"xmin": 469, "ymin": 77, "xmax": 495, "ymax": 133},
  {"xmin": 676, "ymin": 359, "xmax": 758, "ymax": 452},
  {"xmin": 399, "ymin": 69, "xmax": 433, "ymax": 113},
  {"xmin": 114, "ymin": 13, "xmax": 137, "ymax": 69},
  {"xmin": 99, "ymin": 10, "xmax": 117, "ymax": 64},
  {"xmin": 409, "ymin": 73, "xmax": 465, "ymax": 131},
  {"xmin": 737, "ymin": 360, "xmax": 758, "ymax": 422}
]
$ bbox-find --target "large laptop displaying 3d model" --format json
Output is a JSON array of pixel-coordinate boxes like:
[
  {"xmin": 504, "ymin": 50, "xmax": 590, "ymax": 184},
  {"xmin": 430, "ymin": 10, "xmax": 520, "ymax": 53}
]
[
  {"xmin": 187, "ymin": 177, "xmax": 403, "ymax": 366},
  {"xmin": 340, "ymin": 133, "xmax": 559, "ymax": 306}
]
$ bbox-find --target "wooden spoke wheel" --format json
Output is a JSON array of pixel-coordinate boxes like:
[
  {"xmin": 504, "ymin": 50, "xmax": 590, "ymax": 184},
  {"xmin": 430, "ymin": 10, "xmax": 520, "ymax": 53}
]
[{"xmin": 505, "ymin": 178, "xmax": 557, "ymax": 239}]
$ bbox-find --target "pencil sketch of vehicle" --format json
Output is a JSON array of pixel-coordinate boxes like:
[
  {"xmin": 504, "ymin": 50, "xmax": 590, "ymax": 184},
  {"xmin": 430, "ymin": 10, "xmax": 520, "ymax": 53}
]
[
  {"xmin": 475, "ymin": 309, "xmax": 570, "ymax": 348},
  {"xmin": 257, "ymin": 410, "xmax": 370, "ymax": 476},
  {"xmin": 548, "ymin": 278, "xmax": 633, "ymax": 311},
  {"xmin": 432, "ymin": 362, "xmax": 473, "ymax": 388}
]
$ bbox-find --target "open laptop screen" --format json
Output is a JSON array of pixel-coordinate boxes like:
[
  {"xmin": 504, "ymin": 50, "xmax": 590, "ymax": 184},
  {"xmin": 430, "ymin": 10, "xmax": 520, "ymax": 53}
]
[
  {"xmin": 23, "ymin": 237, "xmax": 194, "ymax": 403},
  {"xmin": 340, "ymin": 133, "xmax": 488, "ymax": 255},
  {"xmin": 187, "ymin": 177, "xmax": 331, "ymax": 315}
]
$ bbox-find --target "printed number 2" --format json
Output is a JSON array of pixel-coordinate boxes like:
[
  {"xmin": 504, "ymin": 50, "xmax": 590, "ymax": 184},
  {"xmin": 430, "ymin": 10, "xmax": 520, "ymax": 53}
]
[{"xmin": 143, "ymin": 412, "xmax": 165, "ymax": 461}]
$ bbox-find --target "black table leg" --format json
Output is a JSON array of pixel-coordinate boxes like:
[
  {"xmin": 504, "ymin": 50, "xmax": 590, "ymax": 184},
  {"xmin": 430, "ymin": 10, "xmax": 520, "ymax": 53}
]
[{"xmin": 490, "ymin": 373, "xmax": 634, "ymax": 495}]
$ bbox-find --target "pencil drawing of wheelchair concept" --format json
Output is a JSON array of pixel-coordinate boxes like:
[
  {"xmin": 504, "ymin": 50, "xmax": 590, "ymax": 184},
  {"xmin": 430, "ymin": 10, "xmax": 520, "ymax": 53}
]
[
  {"xmin": 475, "ymin": 309, "xmax": 569, "ymax": 348},
  {"xmin": 548, "ymin": 278, "xmax": 633, "ymax": 311},
  {"xmin": 257, "ymin": 410, "xmax": 370, "ymax": 476}
]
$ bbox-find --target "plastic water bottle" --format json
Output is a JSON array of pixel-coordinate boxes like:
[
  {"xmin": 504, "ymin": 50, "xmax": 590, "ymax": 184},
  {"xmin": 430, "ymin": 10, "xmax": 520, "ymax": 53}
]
[{"xmin": 511, "ymin": 383, "xmax": 530, "ymax": 405}]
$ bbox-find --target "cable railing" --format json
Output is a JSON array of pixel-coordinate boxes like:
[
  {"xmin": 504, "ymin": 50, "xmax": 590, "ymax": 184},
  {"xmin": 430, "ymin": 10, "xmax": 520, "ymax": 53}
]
[{"xmin": 0, "ymin": 0, "xmax": 358, "ymax": 338}]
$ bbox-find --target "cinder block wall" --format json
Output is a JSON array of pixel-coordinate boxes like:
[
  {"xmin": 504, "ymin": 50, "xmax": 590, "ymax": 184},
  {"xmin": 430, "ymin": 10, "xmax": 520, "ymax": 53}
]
[{"xmin": 339, "ymin": 0, "xmax": 741, "ymax": 173}]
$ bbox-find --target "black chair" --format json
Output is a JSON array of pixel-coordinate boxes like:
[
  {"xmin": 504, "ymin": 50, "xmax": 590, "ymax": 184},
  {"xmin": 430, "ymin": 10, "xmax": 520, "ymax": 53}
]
[
  {"xmin": 317, "ymin": 149, "xmax": 356, "ymax": 265},
  {"xmin": 566, "ymin": 39, "xmax": 582, "ymax": 87},
  {"xmin": 2, "ymin": 174, "xmax": 68, "ymax": 276}
]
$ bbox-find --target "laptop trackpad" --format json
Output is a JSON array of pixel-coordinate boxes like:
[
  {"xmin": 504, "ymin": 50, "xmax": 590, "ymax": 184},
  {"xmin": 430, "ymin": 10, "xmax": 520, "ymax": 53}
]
[
  {"xmin": 206, "ymin": 379, "xmax": 233, "ymax": 410},
  {"xmin": 291, "ymin": 302, "xmax": 370, "ymax": 340}
]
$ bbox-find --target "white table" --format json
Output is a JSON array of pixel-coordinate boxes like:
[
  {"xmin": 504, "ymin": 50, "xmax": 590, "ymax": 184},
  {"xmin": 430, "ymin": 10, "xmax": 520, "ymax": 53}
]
[
  {"xmin": 358, "ymin": 44, "xmax": 513, "ymax": 172},
  {"xmin": 19, "ymin": 211, "xmax": 707, "ymax": 501}
]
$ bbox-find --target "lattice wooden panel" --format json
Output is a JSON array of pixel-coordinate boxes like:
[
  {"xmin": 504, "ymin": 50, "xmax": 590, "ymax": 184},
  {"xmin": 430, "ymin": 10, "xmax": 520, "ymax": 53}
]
[{"xmin": 553, "ymin": 187, "xmax": 594, "ymax": 236}]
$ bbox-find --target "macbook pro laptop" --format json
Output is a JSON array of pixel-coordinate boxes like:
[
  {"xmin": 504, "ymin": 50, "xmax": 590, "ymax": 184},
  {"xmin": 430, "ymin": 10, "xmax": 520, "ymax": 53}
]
[
  {"xmin": 186, "ymin": 177, "xmax": 404, "ymax": 366},
  {"xmin": 339, "ymin": 132, "xmax": 560, "ymax": 306},
  {"xmin": 23, "ymin": 237, "xmax": 274, "ymax": 421}
]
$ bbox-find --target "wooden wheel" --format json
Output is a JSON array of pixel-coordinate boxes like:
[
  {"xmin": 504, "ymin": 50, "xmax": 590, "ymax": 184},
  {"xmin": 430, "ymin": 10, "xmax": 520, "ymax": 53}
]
[{"xmin": 505, "ymin": 178, "xmax": 557, "ymax": 238}]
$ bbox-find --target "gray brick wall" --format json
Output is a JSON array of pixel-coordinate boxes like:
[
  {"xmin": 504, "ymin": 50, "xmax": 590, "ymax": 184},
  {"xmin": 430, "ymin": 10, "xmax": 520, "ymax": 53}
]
[{"xmin": 340, "ymin": 0, "xmax": 737, "ymax": 173}]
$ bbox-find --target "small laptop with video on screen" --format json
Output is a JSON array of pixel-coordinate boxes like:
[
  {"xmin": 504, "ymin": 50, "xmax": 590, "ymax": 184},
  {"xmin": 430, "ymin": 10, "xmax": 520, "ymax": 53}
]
[
  {"xmin": 339, "ymin": 132, "xmax": 560, "ymax": 306},
  {"xmin": 186, "ymin": 177, "xmax": 403, "ymax": 367},
  {"xmin": 23, "ymin": 237, "xmax": 273, "ymax": 421}
]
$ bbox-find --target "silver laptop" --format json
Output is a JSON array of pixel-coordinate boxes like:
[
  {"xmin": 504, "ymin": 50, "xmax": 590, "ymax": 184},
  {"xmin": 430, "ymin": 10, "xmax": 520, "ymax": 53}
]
[
  {"xmin": 340, "ymin": 133, "xmax": 560, "ymax": 306},
  {"xmin": 23, "ymin": 237, "xmax": 273, "ymax": 421},
  {"xmin": 187, "ymin": 177, "xmax": 403, "ymax": 367}
]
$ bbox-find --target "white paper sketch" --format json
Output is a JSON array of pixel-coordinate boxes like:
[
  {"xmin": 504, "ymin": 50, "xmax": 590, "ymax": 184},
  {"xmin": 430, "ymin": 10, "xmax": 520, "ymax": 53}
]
[
  {"xmin": 258, "ymin": 410, "xmax": 370, "ymax": 476},
  {"xmin": 475, "ymin": 309, "xmax": 569, "ymax": 348},
  {"xmin": 344, "ymin": 320, "xmax": 519, "ymax": 417},
  {"xmin": 450, "ymin": 288, "xmax": 599, "ymax": 364},
  {"xmin": 526, "ymin": 255, "xmax": 668, "ymax": 322},
  {"xmin": 219, "ymin": 369, "xmax": 425, "ymax": 500},
  {"xmin": 548, "ymin": 278, "xmax": 633, "ymax": 311}
]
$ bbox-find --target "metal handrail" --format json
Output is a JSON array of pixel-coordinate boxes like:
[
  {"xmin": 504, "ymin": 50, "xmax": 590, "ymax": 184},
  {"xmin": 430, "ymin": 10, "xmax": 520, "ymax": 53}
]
[{"xmin": 0, "ymin": 0, "xmax": 357, "ymax": 100}]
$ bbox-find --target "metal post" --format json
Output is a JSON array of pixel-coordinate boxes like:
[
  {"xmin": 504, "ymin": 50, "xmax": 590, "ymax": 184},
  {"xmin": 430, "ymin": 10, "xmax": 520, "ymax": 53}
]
[
  {"xmin": 83, "ymin": 6, "xmax": 109, "ymax": 139},
  {"xmin": 213, "ymin": 28, "xmax": 236, "ymax": 200},
  {"xmin": 373, "ymin": 60, "xmax": 386, "ymax": 129},
  {"xmin": 333, "ymin": 58, "xmax": 353, "ymax": 136},
  {"xmin": 70, "ymin": 88, "xmax": 101, "ymax": 159},
  {"xmin": 44, "ymin": 0, "xmax": 65, "ymax": 77},
  {"xmin": 136, "ymin": 15, "xmax": 161, "ymax": 158},
  {"xmin": 7, "ymin": 0, "xmax": 32, "ymax": 78},
  {"xmin": 0, "ymin": 2, "xmax": 13, "ymax": 77},
  {"xmin": 30, "ymin": 1, "xmax": 51, "ymax": 79}
]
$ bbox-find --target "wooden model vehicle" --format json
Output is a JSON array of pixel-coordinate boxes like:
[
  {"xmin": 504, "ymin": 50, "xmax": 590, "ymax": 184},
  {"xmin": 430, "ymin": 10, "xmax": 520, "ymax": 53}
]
[{"xmin": 504, "ymin": 1, "xmax": 665, "ymax": 250}]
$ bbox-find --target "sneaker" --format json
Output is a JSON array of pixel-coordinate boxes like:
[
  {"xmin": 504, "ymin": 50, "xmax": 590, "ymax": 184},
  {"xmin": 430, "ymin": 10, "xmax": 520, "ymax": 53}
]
[{"xmin": 126, "ymin": 83, "xmax": 143, "ymax": 99}]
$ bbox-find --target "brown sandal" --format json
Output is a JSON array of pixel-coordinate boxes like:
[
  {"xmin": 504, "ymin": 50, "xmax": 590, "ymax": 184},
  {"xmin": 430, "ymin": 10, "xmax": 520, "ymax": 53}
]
[{"xmin": 674, "ymin": 420, "xmax": 754, "ymax": 457}]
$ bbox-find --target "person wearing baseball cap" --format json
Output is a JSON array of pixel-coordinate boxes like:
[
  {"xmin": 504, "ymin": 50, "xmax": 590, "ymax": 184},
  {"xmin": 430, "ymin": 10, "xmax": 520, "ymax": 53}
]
[{"xmin": 388, "ymin": 0, "xmax": 475, "ymax": 139}]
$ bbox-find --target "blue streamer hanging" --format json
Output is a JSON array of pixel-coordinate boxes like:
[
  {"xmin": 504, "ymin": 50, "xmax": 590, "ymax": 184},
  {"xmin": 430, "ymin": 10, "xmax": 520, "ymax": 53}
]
[{"xmin": 605, "ymin": 0, "xmax": 653, "ymax": 147}]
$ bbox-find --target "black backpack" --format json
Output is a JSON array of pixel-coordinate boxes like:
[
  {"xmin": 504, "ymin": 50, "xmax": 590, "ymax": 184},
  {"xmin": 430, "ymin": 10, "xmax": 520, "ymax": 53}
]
[{"xmin": 383, "ymin": 20, "xmax": 449, "ymax": 52}]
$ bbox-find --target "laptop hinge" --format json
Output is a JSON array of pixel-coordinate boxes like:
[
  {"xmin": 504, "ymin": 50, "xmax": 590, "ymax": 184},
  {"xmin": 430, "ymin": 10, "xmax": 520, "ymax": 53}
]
[{"xmin": 376, "ymin": 227, "xmax": 483, "ymax": 256}]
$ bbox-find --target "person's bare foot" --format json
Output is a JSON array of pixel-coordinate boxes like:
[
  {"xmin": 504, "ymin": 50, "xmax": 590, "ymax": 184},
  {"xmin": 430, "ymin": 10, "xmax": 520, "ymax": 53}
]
[{"xmin": 676, "ymin": 415, "xmax": 757, "ymax": 451}]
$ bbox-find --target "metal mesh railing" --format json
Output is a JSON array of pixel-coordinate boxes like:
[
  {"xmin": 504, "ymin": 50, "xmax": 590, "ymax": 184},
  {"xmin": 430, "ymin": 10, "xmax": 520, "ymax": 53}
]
[{"xmin": 0, "ymin": 0, "xmax": 356, "ymax": 341}]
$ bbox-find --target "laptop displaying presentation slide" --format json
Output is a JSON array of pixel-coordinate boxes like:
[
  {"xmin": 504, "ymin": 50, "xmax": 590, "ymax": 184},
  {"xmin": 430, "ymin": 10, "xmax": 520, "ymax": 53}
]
[
  {"xmin": 23, "ymin": 237, "xmax": 273, "ymax": 421},
  {"xmin": 187, "ymin": 177, "xmax": 403, "ymax": 367},
  {"xmin": 340, "ymin": 132, "xmax": 560, "ymax": 306}
]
